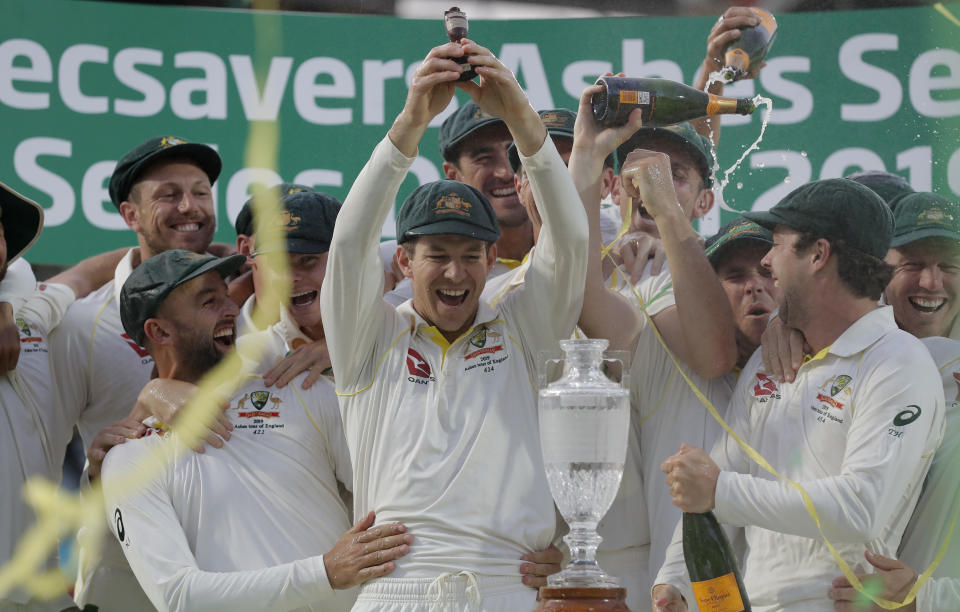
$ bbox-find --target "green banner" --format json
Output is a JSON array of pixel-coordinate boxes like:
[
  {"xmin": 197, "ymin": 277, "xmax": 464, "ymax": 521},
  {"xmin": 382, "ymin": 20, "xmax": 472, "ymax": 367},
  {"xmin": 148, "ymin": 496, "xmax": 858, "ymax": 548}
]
[{"xmin": 2, "ymin": 0, "xmax": 958, "ymax": 264}]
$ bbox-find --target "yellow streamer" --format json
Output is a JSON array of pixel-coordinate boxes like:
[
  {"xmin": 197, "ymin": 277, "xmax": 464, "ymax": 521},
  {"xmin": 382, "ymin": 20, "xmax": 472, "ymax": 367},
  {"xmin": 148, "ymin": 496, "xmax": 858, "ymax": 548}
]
[{"xmin": 0, "ymin": 0, "xmax": 290, "ymax": 602}]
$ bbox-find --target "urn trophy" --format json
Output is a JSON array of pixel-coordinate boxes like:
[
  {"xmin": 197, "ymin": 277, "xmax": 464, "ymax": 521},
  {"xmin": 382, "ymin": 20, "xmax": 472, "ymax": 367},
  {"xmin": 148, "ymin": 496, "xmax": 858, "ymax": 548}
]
[{"xmin": 535, "ymin": 339, "xmax": 631, "ymax": 611}]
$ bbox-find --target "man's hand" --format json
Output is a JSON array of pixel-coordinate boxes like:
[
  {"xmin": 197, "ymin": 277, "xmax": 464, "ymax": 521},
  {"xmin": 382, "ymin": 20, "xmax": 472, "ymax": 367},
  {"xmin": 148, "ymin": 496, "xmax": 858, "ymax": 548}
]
[
  {"xmin": 263, "ymin": 340, "xmax": 331, "ymax": 389},
  {"xmin": 0, "ymin": 302, "xmax": 20, "ymax": 374},
  {"xmin": 519, "ymin": 544, "xmax": 562, "ymax": 589},
  {"xmin": 828, "ymin": 550, "xmax": 917, "ymax": 612},
  {"xmin": 760, "ymin": 315, "xmax": 808, "ymax": 383},
  {"xmin": 620, "ymin": 150, "xmax": 683, "ymax": 222},
  {"xmin": 613, "ymin": 231, "xmax": 666, "ymax": 285},
  {"xmin": 132, "ymin": 379, "xmax": 232, "ymax": 452},
  {"xmin": 572, "ymin": 75, "xmax": 644, "ymax": 167},
  {"xmin": 702, "ymin": 7, "xmax": 766, "ymax": 82},
  {"xmin": 661, "ymin": 443, "xmax": 720, "ymax": 513},
  {"xmin": 87, "ymin": 417, "xmax": 146, "ymax": 480},
  {"xmin": 389, "ymin": 41, "xmax": 465, "ymax": 156},
  {"xmin": 456, "ymin": 40, "xmax": 543, "ymax": 156},
  {"xmin": 652, "ymin": 583, "xmax": 688, "ymax": 612},
  {"xmin": 324, "ymin": 511, "xmax": 412, "ymax": 590}
]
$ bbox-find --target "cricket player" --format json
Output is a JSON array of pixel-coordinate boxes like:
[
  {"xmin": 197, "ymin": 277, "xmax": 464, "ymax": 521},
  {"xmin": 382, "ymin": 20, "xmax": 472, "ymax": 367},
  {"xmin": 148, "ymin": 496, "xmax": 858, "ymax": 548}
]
[
  {"xmin": 320, "ymin": 39, "xmax": 585, "ymax": 610},
  {"xmin": 0, "ymin": 182, "xmax": 127, "ymax": 610},
  {"xmin": 567, "ymin": 92, "xmax": 740, "ymax": 608},
  {"xmin": 48, "ymin": 135, "xmax": 222, "ymax": 610},
  {"xmin": 100, "ymin": 250, "xmax": 411, "ymax": 612},
  {"xmin": 654, "ymin": 178, "xmax": 945, "ymax": 611},
  {"xmin": 826, "ymin": 192, "xmax": 960, "ymax": 612}
]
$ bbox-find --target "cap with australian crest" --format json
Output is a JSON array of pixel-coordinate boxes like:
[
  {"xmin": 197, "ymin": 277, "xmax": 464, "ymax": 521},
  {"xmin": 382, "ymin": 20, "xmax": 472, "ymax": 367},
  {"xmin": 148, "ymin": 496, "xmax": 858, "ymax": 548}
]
[
  {"xmin": 438, "ymin": 101, "xmax": 504, "ymax": 162},
  {"xmin": 742, "ymin": 178, "xmax": 894, "ymax": 259},
  {"xmin": 244, "ymin": 185, "xmax": 342, "ymax": 255},
  {"xmin": 120, "ymin": 250, "xmax": 245, "ymax": 346},
  {"xmin": 615, "ymin": 122, "xmax": 715, "ymax": 187},
  {"xmin": 396, "ymin": 180, "xmax": 500, "ymax": 244},
  {"xmin": 108, "ymin": 136, "xmax": 222, "ymax": 209},
  {"xmin": 889, "ymin": 191, "xmax": 960, "ymax": 248},
  {"xmin": 704, "ymin": 216, "xmax": 773, "ymax": 267}
]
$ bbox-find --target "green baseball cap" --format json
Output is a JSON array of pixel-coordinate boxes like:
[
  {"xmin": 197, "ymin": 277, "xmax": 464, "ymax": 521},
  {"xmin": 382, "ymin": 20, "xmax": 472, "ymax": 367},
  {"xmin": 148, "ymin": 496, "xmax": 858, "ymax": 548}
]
[
  {"xmin": 251, "ymin": 186, "xmax": 342, "ymax": 255},
  {"xmin": 742, "ymin": 178, "xmax": 893, "ymax": 259},
  {"xmin": 396, "ymin": 180, "xmax": 500, "ymax": 244},
  {"xmin": 890, "ymin": 192, "xmax": 960, "ymax": 248},
  {"xmin": 0, "ymin": 181, "xmax": 43, "ymax": 264},
  {"xmin": 120, "ymin": 250, "xmax": 245, "ymax": 346},
  {"xmin": 438, "ymin": 101, "xmax": 504, "ymax": 162},
  {"xmin": 704, "ymin": 217, "xmax": 772, "ymax": 267},
  {"xmin": 507, "ymin": 108, "xmax": 576, "ymax": 172},
  {"xmin": 845, "ymin": 170, "xmax": 914, "ymax": 206},
  {"xmin": 109, "ymin": 136, "xmax": 222, "ymax": 209},
  {"xmin": 616, "ymin": 122, "xmax": 714, "ymax": 187},
  {"xmin": 235, "ymin": 183, "xmax": 312, "ymax": 237}
]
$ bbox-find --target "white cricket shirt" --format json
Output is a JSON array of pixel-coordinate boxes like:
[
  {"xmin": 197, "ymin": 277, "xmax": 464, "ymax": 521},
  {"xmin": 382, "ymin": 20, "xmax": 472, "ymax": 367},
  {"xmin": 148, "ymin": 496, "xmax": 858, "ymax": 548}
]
[
  {"xmin": 657, "ymin": 306, "xmax": 945, "ymax": 611},
  {"xmin": 100, "ymin": 373, "xmax": 354, "ymax": 612},
  {"xmin": 1, "ymin": 283, "xmax": 76, "ymax": 609},
  {"xmin": 321, "ymin": 135, "xmax": 587, "ymax": 584}
]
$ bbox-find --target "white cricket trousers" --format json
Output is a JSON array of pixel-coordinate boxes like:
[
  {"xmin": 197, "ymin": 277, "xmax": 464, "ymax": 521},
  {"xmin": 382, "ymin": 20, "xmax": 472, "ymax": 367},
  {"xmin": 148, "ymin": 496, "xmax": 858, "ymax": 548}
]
[{"xmin": 351, "ymin": 571, "xmax": 537, "ymax": 612}]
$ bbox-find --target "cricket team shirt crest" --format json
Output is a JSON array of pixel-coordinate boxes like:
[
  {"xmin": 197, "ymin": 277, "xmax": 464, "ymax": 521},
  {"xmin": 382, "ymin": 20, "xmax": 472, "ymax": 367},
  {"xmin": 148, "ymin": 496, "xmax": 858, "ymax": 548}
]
[
  {"xmin": 0, "ymin": 282, "xmax": 78, "ymax": 609},
  {"xmin": 321, "ymin": 134, "xmax": 587, "ymax": 609},
  {"xmin": 100, "ymin": 373, "xmax": 355, "ymax": 611},
  {"xmin": 658, "ymin": 307, "xmax": 944, "ymax": 610}
]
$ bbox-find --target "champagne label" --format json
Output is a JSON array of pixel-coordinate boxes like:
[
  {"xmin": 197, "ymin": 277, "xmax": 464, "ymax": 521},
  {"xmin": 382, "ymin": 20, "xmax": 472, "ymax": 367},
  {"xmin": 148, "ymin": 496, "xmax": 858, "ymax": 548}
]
[
  {"xmin": 724, "ymin": 49, "xmax": 751, "ymax": 72},
  {"xmin": 618, "ymin": 90, "xmax": 650, "ymax": 105},
  {"xmin": 707, "ymin": 94, "xmax": 721, "ymax": 115},
  {"xmin": 691, "ymin": 572, "xmax": 745, "ymax": 612}
]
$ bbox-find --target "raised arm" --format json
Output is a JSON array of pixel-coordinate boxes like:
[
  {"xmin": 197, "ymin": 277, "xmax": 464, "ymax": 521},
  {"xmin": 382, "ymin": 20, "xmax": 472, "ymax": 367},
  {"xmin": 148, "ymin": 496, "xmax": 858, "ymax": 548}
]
[
  {"xmin": 321, "ymin": 42, "xmax": 462, "ymax": 390},
  {"xmin": 620, "ymin": 151, "xmax": 737, "ymax": 378},
  {"xmin": 48, "ymin": 247, "xmax": 130, "ymax": 299},
  {"xmin": 569, "ymin": 81, "xmax": 647, "ymax": 354}
]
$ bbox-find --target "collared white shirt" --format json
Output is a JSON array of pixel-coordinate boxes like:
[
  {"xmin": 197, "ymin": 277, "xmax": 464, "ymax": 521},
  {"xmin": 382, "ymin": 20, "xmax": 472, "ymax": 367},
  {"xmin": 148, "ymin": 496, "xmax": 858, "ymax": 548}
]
[{"xmin": 657, "ymin": 307, "xmax": 944, "ymax": 611}]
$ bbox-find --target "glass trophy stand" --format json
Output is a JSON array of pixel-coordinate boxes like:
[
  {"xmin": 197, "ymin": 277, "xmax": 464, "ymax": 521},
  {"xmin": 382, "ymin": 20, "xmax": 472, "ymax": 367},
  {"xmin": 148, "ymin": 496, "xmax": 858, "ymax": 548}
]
[{"xmin": 534, "ymin": 339, "xmax": 632, "ymax": 611}]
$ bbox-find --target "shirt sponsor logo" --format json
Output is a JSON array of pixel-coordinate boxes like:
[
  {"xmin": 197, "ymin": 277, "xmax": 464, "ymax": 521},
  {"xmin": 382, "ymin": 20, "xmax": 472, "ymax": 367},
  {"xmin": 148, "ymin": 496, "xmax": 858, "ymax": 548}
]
[
  {"xmin": 121, "ymin": 333, "xmax": 151, "ymax": 358},
  {"xmin": 114, "ymin": 508, "xmax": 126, "ymax": 543},
  {"xmin": 406, "ymin": 348, "xmax": 432, "ymax": 380},
  {"xmin": 752, "ymin": 372, "xmax": 780, "ymax": 400}
]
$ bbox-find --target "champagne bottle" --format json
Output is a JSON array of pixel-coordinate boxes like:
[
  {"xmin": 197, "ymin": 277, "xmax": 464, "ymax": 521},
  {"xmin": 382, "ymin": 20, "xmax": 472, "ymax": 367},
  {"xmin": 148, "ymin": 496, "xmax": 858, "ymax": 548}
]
[
  {"xmin": 720, "ymin": 8, "xmax": 778, "ymax": 83},
  {"xmin": 443, "ymin": 7, "xmax": 476, "ymax": 81},
  {"xmin": 591, "ymin": 76, "xmax": 755, "ymax": 128},
  {"xmin": 683, "ymin": 511, "xmax": 751, "ymax": 612}
]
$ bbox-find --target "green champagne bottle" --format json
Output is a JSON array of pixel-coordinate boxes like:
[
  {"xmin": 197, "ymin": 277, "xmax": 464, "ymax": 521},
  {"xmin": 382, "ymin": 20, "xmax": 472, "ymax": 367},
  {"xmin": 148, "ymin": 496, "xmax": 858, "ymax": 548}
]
[
  {"xmin": 591, "ymin": 76, "xmax": 755, "ymax": 127},
  {"xmin": 683, "ymin": 511, "xmax": 751, "ymax": 612},
  {"xmin": 720, "ymin": 8, "xmax": 778, "ymax": 83}
]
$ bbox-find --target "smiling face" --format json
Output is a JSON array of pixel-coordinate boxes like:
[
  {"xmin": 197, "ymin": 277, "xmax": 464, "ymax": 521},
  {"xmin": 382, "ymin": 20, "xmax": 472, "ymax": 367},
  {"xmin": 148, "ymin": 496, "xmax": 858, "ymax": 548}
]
[
  {"xmin": 444, "ymin": 124, "xmax": 525, "ymax": 228},
  {"xmin": 397, "ymin": 234, "xmax": 496, "ymax": 343},
  {"xmin": 884, "ymin": 237, "xmax": 960, "ymax": 338},
  {"xmin": 152, "ymin": 271, "xmax": 239, "ymax": 382},
  {"xmin": 715, "ymin": 242, "xmax": 780, "ymax": 366},
  {"xmin": 121, "ymin": 159, "xmax": 216, "ymax": 259}
]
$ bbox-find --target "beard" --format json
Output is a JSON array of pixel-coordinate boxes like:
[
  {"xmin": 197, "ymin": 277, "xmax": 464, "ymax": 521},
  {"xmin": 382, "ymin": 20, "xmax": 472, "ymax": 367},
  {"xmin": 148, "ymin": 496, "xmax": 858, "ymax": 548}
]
[{"xmin": 171, "ymin": 321, "xmax": 224, "ymax": 381}]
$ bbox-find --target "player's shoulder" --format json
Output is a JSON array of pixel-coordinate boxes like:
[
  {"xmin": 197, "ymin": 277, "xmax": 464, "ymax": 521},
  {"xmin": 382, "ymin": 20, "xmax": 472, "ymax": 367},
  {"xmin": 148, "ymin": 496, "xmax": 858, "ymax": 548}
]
[
  {"xmin": 920, "ymin": 336, "xmax": 960, "ymax": 368},
  {"xmin": 101, "ymin": 428, "xmax": 170, "ymax": 479},
  {"xmin": 61, "ymin": 278, "xmax": 116, "ymax": 325}
]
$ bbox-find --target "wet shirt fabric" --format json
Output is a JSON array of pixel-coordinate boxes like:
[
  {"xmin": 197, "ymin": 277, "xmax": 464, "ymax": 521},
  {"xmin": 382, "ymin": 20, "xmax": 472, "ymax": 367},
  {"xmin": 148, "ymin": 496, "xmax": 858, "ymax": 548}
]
[
  {"xmin": 1, "ymin": 283, "xmax": 77, "ymax": 609},
  {"xmin": 100, "ymin": 373, "xmax": 354, "ymax": 612},
  {"xmin": 49, "ymin": 248, "xmax": 157, "ymax": 610},
  {"xmin": 657, "ymin": 306, "xmax": 944, "ymax": 611},
  {"xmin": 321, "ymin": 135, "xmax": 587, "ymax": 601},
  {"xmin": 900, "ymin": 337, "xmax": 960, "ymax": 612}
]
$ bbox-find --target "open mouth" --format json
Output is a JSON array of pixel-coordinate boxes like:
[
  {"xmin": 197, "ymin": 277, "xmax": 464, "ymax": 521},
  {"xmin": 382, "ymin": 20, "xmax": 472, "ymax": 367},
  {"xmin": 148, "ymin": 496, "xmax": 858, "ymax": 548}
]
[
  {"xmin": 291, "ymin": 290, "xmax": 318, "ymax": 308},
  {"xmin": 437, "ymin": 288, "xmax": 468, "ymax": 307},
  {"xmin": 172, "ymin": 222, "xmax": 201, "ymax": 233},
  {"xmin": 213, "ymin": 324, "xmax": 235, "ymax": 348},
  {"xmin": 745, "ymin": 305, "xmax": 770, "ymax": 318},
  {"xmin": 909, "ymin": 296, "xmax": 946, "ymax": 314}
]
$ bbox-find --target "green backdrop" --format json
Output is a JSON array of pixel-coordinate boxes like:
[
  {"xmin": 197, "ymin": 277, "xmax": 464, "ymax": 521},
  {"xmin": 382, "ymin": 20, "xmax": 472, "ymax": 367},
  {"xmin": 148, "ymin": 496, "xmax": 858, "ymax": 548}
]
[{"xmin": 2, "ymin": 0, "xmax": 958, "ymax": 264}]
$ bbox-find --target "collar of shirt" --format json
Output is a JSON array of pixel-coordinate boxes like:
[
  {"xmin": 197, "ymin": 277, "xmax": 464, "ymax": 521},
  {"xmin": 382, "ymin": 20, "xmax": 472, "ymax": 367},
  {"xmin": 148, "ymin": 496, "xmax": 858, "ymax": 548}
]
[
  {"xmin": 111, "ymin": 248, "xmax": 139, "ymax": 314},
  {"xmin": 814, "ymin": 306, "xmax": 898, "ymax": 361},
  {"xmin": 395, "ymin": 298, "xmax": 499, "ymax": 347}
]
